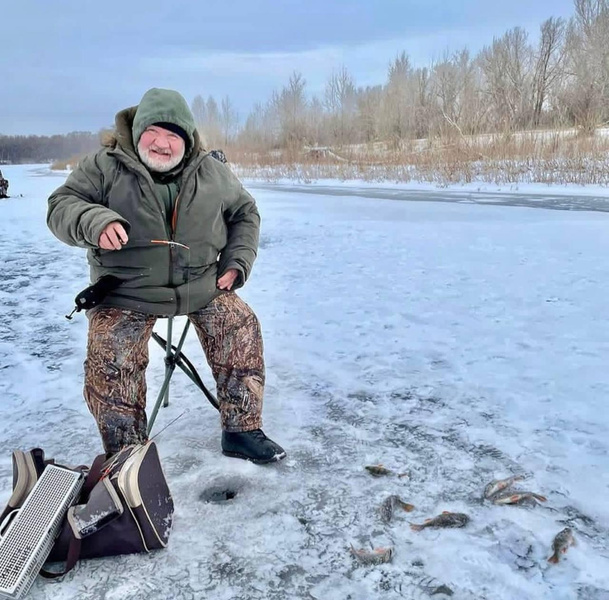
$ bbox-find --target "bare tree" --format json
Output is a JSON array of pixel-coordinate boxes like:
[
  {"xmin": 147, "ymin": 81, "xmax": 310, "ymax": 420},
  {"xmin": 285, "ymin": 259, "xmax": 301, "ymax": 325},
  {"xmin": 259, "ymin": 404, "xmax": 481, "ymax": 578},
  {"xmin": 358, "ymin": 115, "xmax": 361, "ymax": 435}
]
[
  {"xmin": 356, "ymin": 85, "xmax": 383, "ymax": 143},
  {"xmin": 431, "ymin": 49, "xmax": 486, "ymax": 137},
  {"xmin": 200, "ymin": 96, "xmax": 222, "ymax": 147},
  {"xmin": 531, "ymin": 17, "xmax": 566, "ymax": 127},
  {"xmin": 191, "ymin": 95, "xmax": 207, "ymax": 133},
  {"xmin": 480, "ymin": 27, "xmax": 533, "ymax": 130},
  {"xmin": 413, "ymin": 67, "xmax": 431, "ymax": 138},
  {"xmin": 307, "ymin": 96, "xmax": 327, "ymax": 146},
  {"xmin": 432, "ymin": 53, "xmax": 461, "ymax": 135},
  {"xmin": 273, "ymin": 71, "xmax": 309, "ymax": 149},
  {"xmin": 324, "ymin": 66, "xmax": 357, "ymax": 146},
  {"xmin": 238, "ymin": 101, "xmax": 277, "ymax": 151},
  {"xmin": 382, "ymin": 52, "xmax": 412, "ymax": 146},
  {"xmin": 220, "ymin": 96, "xmax": 238, "ymax": 147},
  {"xmin": 559, "ymin": 0, "xmax": 609, "ymax": 131},
  {"xmin": 574, "ymin": 0, "xmax": 609, "ymax": 36}
]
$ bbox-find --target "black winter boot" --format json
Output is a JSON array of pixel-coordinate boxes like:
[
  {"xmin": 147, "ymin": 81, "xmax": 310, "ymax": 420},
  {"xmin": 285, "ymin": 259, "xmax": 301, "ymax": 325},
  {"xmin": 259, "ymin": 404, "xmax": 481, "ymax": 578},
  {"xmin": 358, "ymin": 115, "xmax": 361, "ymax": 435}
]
[{"xmin": 222, "ymin": 429, "xmax": 286, "ymax": 464}]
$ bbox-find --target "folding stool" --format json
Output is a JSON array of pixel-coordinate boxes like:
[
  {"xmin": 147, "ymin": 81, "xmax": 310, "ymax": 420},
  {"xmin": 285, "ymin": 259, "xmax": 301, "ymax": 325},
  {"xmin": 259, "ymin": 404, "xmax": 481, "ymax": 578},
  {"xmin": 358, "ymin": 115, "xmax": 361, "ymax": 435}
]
[{"xmin": 147, "ymin": 317, "xmax": 219, "ymax": 434}]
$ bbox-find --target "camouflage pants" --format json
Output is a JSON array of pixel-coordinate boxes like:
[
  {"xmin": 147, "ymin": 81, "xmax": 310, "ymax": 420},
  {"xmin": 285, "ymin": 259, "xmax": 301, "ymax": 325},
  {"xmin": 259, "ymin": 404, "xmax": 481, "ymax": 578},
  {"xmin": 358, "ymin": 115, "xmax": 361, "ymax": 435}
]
[{"xmin": 84, "ymin": 293, "xmax": 264, "ymax": 454}]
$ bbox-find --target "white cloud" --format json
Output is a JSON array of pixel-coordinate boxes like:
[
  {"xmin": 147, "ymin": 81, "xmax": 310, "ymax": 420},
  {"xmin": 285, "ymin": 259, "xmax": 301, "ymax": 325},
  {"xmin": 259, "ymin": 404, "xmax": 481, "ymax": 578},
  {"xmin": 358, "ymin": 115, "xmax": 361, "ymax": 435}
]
[{"xmin": 138, "ymin": 24, "xmax": 495, "ymax": 103}]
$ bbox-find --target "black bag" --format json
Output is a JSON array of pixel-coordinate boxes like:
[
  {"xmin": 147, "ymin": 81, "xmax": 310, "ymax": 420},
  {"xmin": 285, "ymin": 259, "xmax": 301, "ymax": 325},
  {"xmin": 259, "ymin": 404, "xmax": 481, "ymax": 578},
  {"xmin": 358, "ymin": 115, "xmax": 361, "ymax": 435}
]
[
  {"xmin": 1, "ymin": 441, "xmax": 174, "ymax": 577},
  {"xmin": 46, "ymin": 441, "xmax": 174, "ymax": 574}
]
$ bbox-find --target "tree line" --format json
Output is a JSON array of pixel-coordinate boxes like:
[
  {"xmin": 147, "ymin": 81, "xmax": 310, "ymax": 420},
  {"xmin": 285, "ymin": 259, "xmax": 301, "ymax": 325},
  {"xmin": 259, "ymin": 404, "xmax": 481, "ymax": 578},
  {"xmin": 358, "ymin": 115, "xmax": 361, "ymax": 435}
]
[
  {"xmin": 3, "ymin": 0, "xmax": 609, "ymax": 162},
  {"xmin": 194, "ymin": 0, "xmax": 609, "ymax": 152},
  {"xmin": 0, "ymin": 132, "xmax": 100, "ymax": 164}
]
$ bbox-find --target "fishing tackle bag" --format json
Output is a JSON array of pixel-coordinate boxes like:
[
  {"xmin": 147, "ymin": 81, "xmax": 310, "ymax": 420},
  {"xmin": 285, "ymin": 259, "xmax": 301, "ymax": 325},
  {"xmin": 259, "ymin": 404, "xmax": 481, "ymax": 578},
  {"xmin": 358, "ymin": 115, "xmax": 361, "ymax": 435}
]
[{"xmin": 0, "ymin": 441, "xmax": 174, "ymax": 578}]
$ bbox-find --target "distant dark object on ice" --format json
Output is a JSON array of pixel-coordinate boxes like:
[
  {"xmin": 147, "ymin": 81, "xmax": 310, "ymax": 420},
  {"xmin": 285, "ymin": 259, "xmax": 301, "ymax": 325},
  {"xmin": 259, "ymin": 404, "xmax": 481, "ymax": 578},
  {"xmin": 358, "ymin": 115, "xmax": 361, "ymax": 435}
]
[
  {"xmin": 0, "ymin": 170, "xmax": 8, "ymax": 198},
  {"xmin": 209, "ymin": 149, "xmax": 227, "ymax": 164}
]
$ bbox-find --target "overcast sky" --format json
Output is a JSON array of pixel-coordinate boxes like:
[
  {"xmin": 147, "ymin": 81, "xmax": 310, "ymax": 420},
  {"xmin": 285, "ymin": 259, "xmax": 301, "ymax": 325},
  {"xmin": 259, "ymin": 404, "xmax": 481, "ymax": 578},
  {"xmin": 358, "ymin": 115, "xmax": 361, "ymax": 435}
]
[{"xmin": 1, "ymin": 0, "xmax": 576, "ymax": 135}]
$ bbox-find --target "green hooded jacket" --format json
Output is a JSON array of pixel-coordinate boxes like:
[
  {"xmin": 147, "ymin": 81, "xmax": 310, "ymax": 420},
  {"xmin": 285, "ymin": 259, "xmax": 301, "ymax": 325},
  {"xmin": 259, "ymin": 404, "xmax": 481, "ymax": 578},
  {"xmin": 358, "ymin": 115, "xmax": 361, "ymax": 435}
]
[{"xmin": 47, "ymin": 88, "xmax": 260, "ymax": 316}]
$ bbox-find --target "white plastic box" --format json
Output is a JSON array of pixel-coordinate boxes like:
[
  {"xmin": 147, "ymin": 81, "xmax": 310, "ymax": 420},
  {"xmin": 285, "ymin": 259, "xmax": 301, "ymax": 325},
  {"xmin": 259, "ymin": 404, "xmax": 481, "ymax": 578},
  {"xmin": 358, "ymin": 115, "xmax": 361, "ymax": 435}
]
[{"xmin": 0, "ymin": 465, "xmax": 82, "ymax": 599}]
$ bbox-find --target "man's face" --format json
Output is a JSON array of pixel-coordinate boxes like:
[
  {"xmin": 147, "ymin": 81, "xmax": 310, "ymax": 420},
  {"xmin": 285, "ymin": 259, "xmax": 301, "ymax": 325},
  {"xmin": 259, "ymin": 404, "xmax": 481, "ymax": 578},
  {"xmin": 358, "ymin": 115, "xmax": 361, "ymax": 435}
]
[{"xmin": 137, "ymin": 125, "xmax": 186, "ymax": 172}]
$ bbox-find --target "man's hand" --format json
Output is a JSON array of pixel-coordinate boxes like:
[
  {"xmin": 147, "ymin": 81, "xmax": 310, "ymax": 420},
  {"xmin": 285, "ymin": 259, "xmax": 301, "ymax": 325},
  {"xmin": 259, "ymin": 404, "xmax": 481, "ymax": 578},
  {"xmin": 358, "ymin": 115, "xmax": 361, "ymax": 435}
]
[
  {"xmin": 217, "ymin": 268, "xmax": 239, "ymax": 290},
  {"xmin": 99, "ymin": 222, "xmax": 129, "ymax": 250}
]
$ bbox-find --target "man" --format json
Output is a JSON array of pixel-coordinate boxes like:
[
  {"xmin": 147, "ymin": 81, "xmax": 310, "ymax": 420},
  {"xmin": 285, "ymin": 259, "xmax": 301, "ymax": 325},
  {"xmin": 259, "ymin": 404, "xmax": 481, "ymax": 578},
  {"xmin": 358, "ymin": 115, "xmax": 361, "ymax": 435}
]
[
  {"xmin": 0, "ymin": 169, "xmax": 8, "ymax": 198},
  {"xmin": 47, "ymin": 88, "xmax": 285, "ymax": 464}
]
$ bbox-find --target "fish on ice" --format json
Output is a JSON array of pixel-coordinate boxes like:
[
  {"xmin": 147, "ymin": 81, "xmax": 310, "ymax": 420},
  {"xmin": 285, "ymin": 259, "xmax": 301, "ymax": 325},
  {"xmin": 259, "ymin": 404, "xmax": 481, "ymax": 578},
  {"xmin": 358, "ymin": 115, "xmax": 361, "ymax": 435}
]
[
  {"xmin": 491, "ymin": 491, "xmax": 547, "ymax": 505},
  {"xmin": 548, "ymin": 528, "xmax": 576, "ymax": 564},
  {"xmin": 350, "ymin": 545, "xmax": 394, "ymax": 565},
  {"xmin": 379, "ymin": 494, "xmax": 415, "ymax": 523},
  {"xmin": 483, "ymin": 475, "xmax": 526, "ymax": 499},
  {"xmin": 410, "ymin": 511, "xmax": 470, "ymax": 531}
]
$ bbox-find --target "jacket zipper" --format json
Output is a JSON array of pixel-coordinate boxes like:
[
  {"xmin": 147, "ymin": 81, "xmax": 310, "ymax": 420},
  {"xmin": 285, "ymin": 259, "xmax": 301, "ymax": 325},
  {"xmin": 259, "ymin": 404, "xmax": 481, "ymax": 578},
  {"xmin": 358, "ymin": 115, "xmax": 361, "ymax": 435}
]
[
  {"xmin": 171, "ymin": 193, "xmax": 181, "ymax": 314},
  {"xmin": 141, "ymin": 174, "xmax": 176, "ymax": 312},
  {"xmin": 138, "ymin": 159, "xmax": 202, "ymax": 315},
  {"xmin": 171, "ymin": 194, "xmax": 181, "ymax": 236}
]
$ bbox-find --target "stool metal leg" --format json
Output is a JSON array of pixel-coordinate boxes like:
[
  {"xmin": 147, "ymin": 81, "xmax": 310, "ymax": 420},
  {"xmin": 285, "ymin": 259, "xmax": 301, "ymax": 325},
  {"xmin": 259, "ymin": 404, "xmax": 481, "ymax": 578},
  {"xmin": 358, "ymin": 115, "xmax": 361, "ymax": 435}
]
[
  {"xmin": 148, "ymin": 317, "xmax": 218, "ymax": 436},
  {"xmin": 147, "ymin": 318, "xmax": 193, "ymax": 435},
  {"xmin": 163, "ymin": 317, "xmax": 173, "ymax": 407}
]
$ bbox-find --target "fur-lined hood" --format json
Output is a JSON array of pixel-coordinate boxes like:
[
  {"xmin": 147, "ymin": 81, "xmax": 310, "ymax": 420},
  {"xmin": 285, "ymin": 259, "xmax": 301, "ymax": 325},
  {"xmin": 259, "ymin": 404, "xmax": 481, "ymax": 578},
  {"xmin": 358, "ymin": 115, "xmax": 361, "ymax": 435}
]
[{"xmin": 102, "ymin": 105, "xmax": 204, "ymax": 162}]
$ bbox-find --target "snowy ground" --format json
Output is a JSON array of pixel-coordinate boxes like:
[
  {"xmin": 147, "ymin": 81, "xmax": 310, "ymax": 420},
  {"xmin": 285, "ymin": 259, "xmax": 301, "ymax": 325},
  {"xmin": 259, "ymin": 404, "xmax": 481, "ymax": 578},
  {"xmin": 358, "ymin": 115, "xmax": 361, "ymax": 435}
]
[{"xmin": 1, "ymin": 164, "xmax": 608, "ymax": 600}]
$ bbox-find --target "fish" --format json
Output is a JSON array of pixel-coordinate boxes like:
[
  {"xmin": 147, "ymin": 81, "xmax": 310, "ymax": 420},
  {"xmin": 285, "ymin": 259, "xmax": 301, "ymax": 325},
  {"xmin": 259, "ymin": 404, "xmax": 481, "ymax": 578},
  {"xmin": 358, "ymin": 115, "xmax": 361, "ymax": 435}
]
[
  {"xmin": 350, "ymin": 545, "xmax": 393, "ymax": 565},
  {"xmin": 365, "ymin": 464, "xmax": 393, "ymax": 477},
  {"xmin": 548, "ymin": 528, "xmax": 576, "ymax": 564},
  {"xmin": 483, "ymin": 475, "xmax": 526, "ymax": 499},
  {"xmin": 379, "ymin": 494, "xmax": 415, "ymax": 523},
  {"xmin": 491, "ymin": 491, "xmax": 547, "ymax": 505},
  {"xmin": 410, "ymin": 511, "xmax": 470, "ymax": 531},
  {"xmin": 365, "ymin": 465, "xmax": 409, "ymax": 478}
]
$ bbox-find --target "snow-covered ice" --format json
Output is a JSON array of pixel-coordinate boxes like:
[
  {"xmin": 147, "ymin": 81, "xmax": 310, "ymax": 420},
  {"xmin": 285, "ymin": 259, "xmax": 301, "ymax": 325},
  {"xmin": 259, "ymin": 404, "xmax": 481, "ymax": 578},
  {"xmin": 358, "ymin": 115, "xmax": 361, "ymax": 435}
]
[{"xmin": 0, "ymin": 164, "xmax": 608, "ymax": 599}]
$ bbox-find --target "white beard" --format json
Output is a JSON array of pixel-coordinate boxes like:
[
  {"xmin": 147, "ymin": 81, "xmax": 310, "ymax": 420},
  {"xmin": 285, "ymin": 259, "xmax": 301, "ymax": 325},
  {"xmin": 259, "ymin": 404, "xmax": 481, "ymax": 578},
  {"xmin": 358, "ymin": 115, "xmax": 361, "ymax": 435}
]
[{"xmin": 137, "ymin": 141, "xmax": 185, "ymax": 173}]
